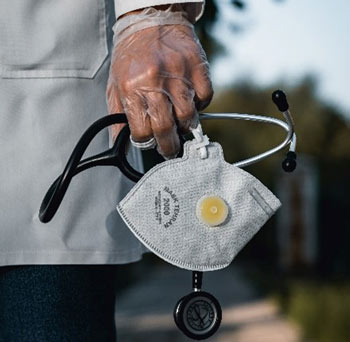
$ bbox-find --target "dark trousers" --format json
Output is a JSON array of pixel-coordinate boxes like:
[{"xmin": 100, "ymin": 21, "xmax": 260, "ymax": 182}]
[{"xmin": 0, "ymin": 265, "xmax": 118, "ymax": 342}]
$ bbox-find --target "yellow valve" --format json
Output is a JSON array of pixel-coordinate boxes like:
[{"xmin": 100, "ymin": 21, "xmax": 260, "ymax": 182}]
[{"xmin": 196, "ymin": 195, "xmax": 229, "ymax": 227}]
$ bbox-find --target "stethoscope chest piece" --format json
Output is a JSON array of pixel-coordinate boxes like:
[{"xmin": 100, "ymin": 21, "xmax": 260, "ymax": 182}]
[{"xmin": 173, "ymin": 271, "xmax": 222, "ymax": 340}]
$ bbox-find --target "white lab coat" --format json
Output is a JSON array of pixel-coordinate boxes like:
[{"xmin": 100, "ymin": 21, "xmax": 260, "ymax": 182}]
[{"xmin": 0, "ymin": 0, "xmax": 204, "ymax": 266}]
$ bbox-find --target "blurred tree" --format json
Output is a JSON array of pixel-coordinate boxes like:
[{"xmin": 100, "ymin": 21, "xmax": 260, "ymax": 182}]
[{"xmin": 195, "ymin": 0, "xmax": 222, "ymax": 61}]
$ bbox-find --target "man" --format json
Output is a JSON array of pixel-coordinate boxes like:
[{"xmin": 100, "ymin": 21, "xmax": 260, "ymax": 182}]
[{"xmin": 0, "ymin": 1, "xmax": 212, "ymax": 340}]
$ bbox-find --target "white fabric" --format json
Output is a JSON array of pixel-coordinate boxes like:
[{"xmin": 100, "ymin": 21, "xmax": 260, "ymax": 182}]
[
  {"xmin": 117, "ymin": 132, "xmax": 282, "ymax": 271},
  {"xmin": 114, "ymin": 0, "xmax": 205, "ymax": 23},
  {"xmin": 0, "ymin": 0, "xmax": 108, "ymax": 79},
  {"xmin": 0, "ymin": 0, "xmax": 205, "ymax": 267},
  {"xmin": 0, "ymin": 0, "xmax": 151, "ymax": 267}
]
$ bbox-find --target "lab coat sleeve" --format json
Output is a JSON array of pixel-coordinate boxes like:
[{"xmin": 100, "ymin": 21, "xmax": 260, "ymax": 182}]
[{"xmin": 114, "ymin": 0, "xmax": 205, "ymax": 23}]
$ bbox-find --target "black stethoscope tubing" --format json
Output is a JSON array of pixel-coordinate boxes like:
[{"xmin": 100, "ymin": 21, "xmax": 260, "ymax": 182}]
[{"xmin": 39, "ymin": 113, "xmax": 141, "ymax": 223}]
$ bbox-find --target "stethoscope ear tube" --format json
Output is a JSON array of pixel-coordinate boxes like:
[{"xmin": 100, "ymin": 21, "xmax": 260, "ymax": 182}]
[{"xmin": 39, "ymin": 113, "xmax": 142, "ymax": 223}]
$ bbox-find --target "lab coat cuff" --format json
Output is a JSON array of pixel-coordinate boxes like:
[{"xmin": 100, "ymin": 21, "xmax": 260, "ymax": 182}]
[{"xmin": 114, "ymin": 0, "xmax": 205, "ymax": 23}]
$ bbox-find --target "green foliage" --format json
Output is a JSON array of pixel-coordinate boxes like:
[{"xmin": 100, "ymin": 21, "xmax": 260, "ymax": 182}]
[{"xmin": 279, "ymin": 281, "xmax": 350, "ymax": 342}]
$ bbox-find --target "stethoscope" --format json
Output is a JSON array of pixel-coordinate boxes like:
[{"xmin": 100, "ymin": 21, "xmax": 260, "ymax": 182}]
[{"xmin": 39, "ymin": 90, "xmax": 296, "ymax": 340}]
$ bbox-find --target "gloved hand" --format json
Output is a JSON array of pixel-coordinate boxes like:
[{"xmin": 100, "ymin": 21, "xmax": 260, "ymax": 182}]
[{"xmin": 106, "ymin": 5, "xmax": 213, "ymax": 160}]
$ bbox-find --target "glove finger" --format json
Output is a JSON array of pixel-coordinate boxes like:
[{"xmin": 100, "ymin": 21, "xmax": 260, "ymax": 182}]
[
  {"xmin": 106, "ymin": 83, "xmax": 126, "ymax": 143},
  {"xmin": 146, "ymin": 92, "xmax": 180, "ymax": 159},
  {"xmin": 167, "ymin": 80, "xmax": 198, "ymax": 134},
  {"xmin": 191, "ymin": 61, "xmax": 214, "ymax": 111},
  {"xmin": 123, "ymin": 93, "xmax": 153, "ymax": 143}
]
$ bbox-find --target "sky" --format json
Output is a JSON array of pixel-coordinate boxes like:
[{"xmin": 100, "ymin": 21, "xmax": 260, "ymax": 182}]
[{"xmin": 210, "ymin": 0, "xmax": 350, "ymax": 119}]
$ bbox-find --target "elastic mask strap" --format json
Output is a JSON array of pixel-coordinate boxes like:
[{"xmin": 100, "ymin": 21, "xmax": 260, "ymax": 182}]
[{"xmin": 190, "ymin": 123, "xmax": 210, "ymax": 159}]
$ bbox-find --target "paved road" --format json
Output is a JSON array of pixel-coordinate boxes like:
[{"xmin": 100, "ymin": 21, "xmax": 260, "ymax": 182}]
[{"xmin": 114, "ymin": 263, "xmax": 300, "ymax": 342}]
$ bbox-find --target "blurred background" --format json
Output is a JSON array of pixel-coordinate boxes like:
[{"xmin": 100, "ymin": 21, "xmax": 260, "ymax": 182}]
[{"xmin": 115, "ymin": 1, "xmax": 350, "ymax": 341}]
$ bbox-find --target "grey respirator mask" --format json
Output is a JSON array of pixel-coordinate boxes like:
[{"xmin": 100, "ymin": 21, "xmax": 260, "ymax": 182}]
[
  {"xmin": 39, "ymin": 90, "xmax": 297, "ymax": 340},
  {"xmin": 117, "ymin": 123, "xmax": 281, "ymax": 272}
]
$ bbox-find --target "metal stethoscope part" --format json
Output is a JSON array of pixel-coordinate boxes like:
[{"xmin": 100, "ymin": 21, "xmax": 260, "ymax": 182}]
[
  {"xmin": 201, "ymin": 110, "xmax": 296, "ymax": 168},
  {"xmin": 200, "ymin": 89, "xmax": 296, "ymax": 169}
]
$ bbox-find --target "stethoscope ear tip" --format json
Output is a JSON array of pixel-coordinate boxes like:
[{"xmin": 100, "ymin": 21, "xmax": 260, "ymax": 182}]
[
  {"xmin": 282, "ymin": 151, "xmax": 297, "ymax": 172},
  {"xmin": 272, "ymin": 89, "xmax": 289, "ymax": 112}
]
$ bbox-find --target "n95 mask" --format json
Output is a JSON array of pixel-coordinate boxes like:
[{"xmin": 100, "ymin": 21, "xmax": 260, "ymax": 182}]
[{"xmin": 117, "ymin": 124, "xmax": 281, "ymax": 271}]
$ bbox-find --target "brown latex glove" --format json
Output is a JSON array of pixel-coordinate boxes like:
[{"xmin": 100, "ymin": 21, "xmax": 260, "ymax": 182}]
[{"xmin": 106, "ymin": 10, "xmax": 213, "ymax": 159}]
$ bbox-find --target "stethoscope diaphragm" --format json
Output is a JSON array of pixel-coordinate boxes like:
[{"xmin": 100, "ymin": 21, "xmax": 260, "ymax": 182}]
[{"xmin": 173, "ymin": 271, "xmax": 222, "ymax": 340}]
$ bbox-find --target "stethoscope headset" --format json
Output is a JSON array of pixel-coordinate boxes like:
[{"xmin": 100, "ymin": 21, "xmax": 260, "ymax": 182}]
[{"xmin": 39, "ymin": 90, "xmax": 297, "ymax": 340}]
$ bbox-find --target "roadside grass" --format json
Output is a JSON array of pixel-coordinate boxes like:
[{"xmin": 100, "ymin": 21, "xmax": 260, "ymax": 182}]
[
  {"xmin": 242, "ymin": 265, "xmax": 350, "ymax": 342},
  {"xmin": 273, "ymin": 281, "xmax": 350, "ymax": 342}
]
